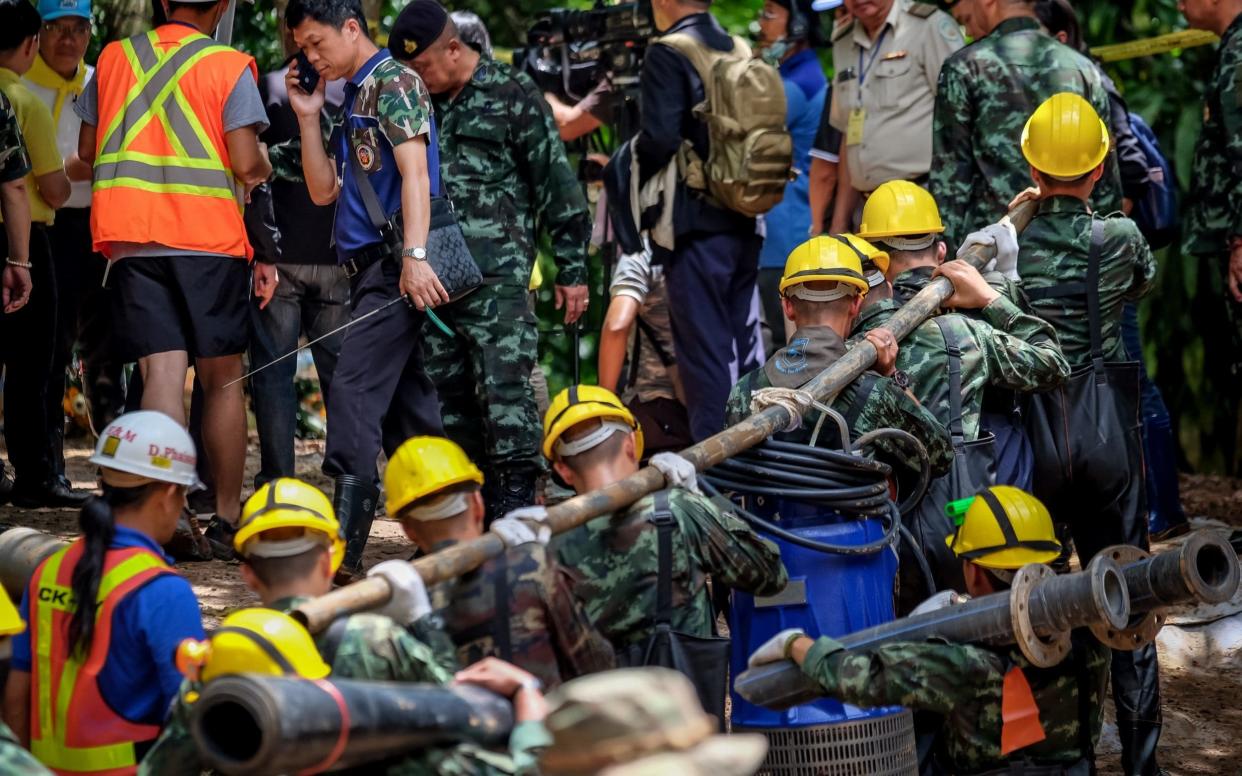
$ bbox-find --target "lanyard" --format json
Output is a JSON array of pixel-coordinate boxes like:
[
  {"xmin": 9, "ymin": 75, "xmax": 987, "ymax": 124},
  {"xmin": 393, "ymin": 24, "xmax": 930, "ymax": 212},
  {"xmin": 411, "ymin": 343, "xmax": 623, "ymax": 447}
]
[{"xmin": 857, "ymin": 27, "xmax": 891, "ymax": 87}]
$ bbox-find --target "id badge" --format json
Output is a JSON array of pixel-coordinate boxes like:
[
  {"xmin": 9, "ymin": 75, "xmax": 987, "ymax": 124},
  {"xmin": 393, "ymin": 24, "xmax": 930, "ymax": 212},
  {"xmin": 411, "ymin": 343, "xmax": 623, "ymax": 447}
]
[{"xmin": 847, "ymin": 108, "xmax": 866, "ymax": 146}]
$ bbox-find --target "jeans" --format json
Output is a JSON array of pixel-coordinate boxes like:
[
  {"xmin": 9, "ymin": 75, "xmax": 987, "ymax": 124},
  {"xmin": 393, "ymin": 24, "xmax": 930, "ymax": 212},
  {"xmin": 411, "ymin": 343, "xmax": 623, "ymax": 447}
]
[{"xmin": 249, "ymin": 263, "xmax": 350, "ymax": 487}]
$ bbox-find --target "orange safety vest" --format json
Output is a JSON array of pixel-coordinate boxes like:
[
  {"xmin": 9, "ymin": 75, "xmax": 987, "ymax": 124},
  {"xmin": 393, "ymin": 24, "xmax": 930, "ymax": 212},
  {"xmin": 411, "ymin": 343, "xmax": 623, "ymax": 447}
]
[
  {"xmin": 89, "ymin": 24, "xmax": 258, "ymax": 260},
  {"xmin": 27, "ymin": 540, "xmax": 175, "ymax": 775}
]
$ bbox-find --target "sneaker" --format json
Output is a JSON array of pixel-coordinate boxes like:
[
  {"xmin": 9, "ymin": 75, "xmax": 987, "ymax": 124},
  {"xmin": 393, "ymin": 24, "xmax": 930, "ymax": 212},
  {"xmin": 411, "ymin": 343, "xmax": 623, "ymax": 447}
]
[{"xmin": 202, "ymin": 516, "xmax": 238, "ymax": 561}]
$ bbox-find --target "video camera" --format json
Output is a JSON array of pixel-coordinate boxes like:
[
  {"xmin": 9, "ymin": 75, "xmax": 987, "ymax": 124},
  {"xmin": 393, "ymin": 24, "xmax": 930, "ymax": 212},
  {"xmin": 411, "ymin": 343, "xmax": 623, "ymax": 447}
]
[{"xmin": 515, "ymin": 1, "xmax": 654, "ymax": 106}]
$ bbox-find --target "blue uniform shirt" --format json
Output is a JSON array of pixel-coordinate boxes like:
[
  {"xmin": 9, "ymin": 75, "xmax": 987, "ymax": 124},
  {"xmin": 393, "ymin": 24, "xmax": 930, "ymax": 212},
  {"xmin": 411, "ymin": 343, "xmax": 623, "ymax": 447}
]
[
  {"xmin": 760, "ymin": 48, "xmax": 827, "ymax": 269},
  {"xmin": 13, "ymin": 526, "xmax": 204, "ymax": 726},
  {"xmin": 332, "ymin": 50, "xmax": 441, "ymax": 260}
]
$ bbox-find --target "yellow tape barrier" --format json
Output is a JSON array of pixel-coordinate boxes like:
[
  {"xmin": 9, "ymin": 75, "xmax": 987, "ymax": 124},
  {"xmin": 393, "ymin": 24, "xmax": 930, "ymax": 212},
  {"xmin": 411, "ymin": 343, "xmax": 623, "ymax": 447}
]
[{"xmin": 1089, "ymin": 29, "xmax": 1220, "ymax": 62}]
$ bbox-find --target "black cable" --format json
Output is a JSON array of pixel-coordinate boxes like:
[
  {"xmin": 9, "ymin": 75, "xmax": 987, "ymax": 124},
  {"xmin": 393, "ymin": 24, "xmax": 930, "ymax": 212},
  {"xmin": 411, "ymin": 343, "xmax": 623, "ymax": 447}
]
[
  {"xmin": 899, "ymin": 523, "xmax": 938, "ymax": 598},
  {"xmin": 853, "ymin": 428, "xmax": 932, "ymax": 516}
]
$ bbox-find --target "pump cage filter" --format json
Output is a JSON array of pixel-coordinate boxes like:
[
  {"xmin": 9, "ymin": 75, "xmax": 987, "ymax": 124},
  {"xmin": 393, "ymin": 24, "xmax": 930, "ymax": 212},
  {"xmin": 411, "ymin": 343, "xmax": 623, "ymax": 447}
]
[{"xmin": 746, "ymin": 708, "xmax": 917, "ymax": 775}]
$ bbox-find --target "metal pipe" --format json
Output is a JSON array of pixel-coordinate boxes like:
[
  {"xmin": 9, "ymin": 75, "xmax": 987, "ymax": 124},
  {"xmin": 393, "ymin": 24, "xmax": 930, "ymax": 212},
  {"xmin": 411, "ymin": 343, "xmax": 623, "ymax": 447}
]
[
  {"xmin": 292, "ymin": 202, "xmax": 1041, "ymax": 633},
  {"xmin": 190, "ymin": 674, "xmax": 514, "ymax": 776},
  {"xmin": 0, "ymin": 527, "xmax": 67, "ymax": 601},
  {"xmin": 733, "ymin": 556, "xmax": 1129, "ymax": 711}
]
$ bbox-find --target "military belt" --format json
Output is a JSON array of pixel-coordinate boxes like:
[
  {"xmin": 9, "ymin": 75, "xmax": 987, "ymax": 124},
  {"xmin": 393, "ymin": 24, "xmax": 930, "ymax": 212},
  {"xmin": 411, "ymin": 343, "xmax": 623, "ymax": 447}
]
[{"xmin": 341, "ymin": 243, "xmax": 391, "ymax": 279}]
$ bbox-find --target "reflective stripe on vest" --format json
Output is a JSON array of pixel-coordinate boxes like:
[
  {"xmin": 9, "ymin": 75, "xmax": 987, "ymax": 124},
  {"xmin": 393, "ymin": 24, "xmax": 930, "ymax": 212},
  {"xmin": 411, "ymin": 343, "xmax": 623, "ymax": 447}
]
[
  {"xmin": 93, "ymin": 30, "xmax": 235, "ymax": 200},
  {"xmin": 29, "ymin": 542, "xmax": 172, "ymax": 775}
]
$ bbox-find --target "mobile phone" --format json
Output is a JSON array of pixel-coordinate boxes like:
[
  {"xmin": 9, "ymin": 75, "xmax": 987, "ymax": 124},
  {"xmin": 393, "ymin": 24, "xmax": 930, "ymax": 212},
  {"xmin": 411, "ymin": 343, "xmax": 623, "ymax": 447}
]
[{"xmin": 290, "ymin": 50, "xmax": 320, "ymax": 94}]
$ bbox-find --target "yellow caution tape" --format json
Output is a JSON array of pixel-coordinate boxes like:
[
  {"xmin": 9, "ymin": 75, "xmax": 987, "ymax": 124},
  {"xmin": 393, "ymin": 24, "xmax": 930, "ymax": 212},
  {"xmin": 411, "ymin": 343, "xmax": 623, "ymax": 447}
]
[{"xmin": 1089, "ymin": 29, "xmax": 1220, "ymax": 62}]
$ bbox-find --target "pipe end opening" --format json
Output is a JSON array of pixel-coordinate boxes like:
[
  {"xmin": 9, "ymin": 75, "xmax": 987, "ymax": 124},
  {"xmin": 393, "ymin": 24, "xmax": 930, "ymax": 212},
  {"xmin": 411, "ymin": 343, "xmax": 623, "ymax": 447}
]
[{"xmin": 201, "ymin": 699, "xmax": 263, "ymax": 767}]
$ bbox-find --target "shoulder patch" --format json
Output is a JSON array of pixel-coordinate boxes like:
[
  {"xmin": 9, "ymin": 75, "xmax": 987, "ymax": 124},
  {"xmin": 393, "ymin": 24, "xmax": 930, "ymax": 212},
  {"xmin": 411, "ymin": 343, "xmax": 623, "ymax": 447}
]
[
  {"xmin": 937, "ymin": 14, "xmax": 964, "ymax": 43},
  {"xmin": 832, "ymin": 19, "xmax": 855, "ymax": 43},
  {"xmin": 908, "ymin": 2, "xmax": 937, "ymax": 18}
]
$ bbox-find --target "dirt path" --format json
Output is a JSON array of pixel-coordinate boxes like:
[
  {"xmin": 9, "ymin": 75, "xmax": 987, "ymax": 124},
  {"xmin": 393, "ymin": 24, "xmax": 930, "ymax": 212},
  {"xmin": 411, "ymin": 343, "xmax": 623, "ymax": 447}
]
[{"xmin": 9, "ymin": 438, "xmax": 1242, "ymax": 774}]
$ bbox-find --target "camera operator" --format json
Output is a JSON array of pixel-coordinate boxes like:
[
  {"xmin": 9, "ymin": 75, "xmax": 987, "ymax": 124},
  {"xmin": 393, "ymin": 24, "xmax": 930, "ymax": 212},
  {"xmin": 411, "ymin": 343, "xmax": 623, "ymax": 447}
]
[
  {"xmin": 624, "ymin": 0, "xmax": 765, "ymax": 442},
  {"xmin": 390, "ymin": 0, "xmax": 592, "ymax": 520}
]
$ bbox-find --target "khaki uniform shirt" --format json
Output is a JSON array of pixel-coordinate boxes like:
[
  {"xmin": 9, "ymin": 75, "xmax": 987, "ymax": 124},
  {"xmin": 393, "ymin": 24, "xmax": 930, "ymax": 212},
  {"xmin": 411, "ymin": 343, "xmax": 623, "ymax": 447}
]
[{"xmin": 829, "ymin": 0, "xmax": 963, "ymax": 192}]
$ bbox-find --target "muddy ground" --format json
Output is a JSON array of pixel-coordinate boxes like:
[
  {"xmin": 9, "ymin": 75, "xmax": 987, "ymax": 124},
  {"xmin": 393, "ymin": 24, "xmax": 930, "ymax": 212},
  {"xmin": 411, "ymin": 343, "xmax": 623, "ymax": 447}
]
[{"xmin": 9, "ymin": 436, "xmax": 1242, "ymax": 774}]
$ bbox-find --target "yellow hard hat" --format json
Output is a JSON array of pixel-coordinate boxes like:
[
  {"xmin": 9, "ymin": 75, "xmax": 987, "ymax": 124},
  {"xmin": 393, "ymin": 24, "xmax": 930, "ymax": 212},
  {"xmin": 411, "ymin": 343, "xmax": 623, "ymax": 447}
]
[
  {"xmin": 542, "ymin": 384, "xmax": 643, "ymax": 461},
  {"xmin": 181, "ymin": 608, "xmax": 331, "ymax": 684},
  {"xmin": 1021, "ymin": 92, "xmax": 1110, "ymax": 180},
  {"xmin": 0, "ymin": 587, "xmax": 24, "ymax": 637},
  {"xmin": 779, "ymin": 235, "xmax": 882, "ymax": 298},
  {"xmin": 235, "ymin": 478, "xmax": 344, "ymax": 573},
  {"xmin": 858, "ymin": 180, "xmax": 945, "ymax": 241},
  {"xmin": 945, "ymin": 486, "xmax": 1062, "ymax": 570},
  {"xmin": 384, "ymin": 436, "xmax": 484, "ymax": 517}
]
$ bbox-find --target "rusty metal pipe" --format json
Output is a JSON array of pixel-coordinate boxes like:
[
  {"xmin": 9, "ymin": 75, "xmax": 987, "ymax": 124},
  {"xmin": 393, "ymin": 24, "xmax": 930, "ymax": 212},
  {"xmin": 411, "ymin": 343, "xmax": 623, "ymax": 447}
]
[
  {"xmin": 733, "ymin": 555, "xmax": 1129, "ymax": 710},
  {"xmin": 0, "ymin": 527, "xmax": 67, "ymax": 601},
  {"xmin": 292, "ymin": 202, "xmax": 1041, "ymax": 633}
]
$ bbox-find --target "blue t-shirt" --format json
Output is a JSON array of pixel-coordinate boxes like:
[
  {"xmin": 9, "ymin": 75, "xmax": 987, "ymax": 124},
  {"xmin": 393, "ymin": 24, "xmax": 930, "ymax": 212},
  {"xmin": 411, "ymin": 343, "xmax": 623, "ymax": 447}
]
[
  {"xmin": 333, "ymin": 50, "xmax": 442, "ymax": 259},
  {"xmin": 760, "ymin": 48, "xmax": 827, "ymax": 269},
  {"xmin": 13, "ymin": 526, "xmax": 204, "ymax": 726}
]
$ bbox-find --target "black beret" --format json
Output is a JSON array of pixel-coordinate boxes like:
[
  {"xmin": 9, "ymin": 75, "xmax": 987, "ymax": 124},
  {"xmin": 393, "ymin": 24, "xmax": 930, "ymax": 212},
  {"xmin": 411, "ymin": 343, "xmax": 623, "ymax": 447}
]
[{"xmin": 389, "ymin": 0, "xmax": 448, "ymax": 61}]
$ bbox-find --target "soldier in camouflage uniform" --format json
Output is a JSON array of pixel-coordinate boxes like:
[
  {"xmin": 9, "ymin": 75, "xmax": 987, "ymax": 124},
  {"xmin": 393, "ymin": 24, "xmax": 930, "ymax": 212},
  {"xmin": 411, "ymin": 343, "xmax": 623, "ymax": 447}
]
[
  {"xmin": 0, "ymin": 88, "xmax": 35, "ymax": 495},
  {"xmin": 384, "ymin": 436, "xmax": 615, "ymax": 691},
  {"xmin": 929, "ymin": 0, "xmax": 1122, "ymax": 247},
  {"xmin": 389, "ymin": 1, "xmax": 592, "ymax": 521},
  {"xmin": 853, "ymin": 180, "xmax": 1068, "ymax": 611},
  {"xmin": 1013, "ymin": 94, "xmax": 1161, "ymax": 776},
  {"xmin": 1182, "ymin": 0, "xmax": 1242, "ymax": 467},
  {"xmin": 140, "ymin": 478, "xmax": 507, "ymax": 775},
  {"xmin": 286, "ymin": 0, "xmax": 450, "ymax": 583},
  {"xmin": 724, "ymin": 234, "xmax": 954, "ymax": 477},
  {"xmin": 543, "ymin": 385, "xmax": 788, "ymax": 653},
  {"xmin": 750, "ymin": 486, "xmax": 1110, "ymax": 775}
]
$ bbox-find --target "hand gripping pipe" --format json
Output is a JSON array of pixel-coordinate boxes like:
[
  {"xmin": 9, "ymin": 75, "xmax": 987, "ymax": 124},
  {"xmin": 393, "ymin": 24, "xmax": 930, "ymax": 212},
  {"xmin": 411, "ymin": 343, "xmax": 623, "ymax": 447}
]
[
  {"xmin": 292, "ymin": 201, "xmax": 1041, "ymax": 634},
  {"xmin": 733, "ymin": 555, "xmax": 1130, "ymax": 711},
  {"xmin": 189, "ymin": 674, "xmax": 514, "ymax": 775}
]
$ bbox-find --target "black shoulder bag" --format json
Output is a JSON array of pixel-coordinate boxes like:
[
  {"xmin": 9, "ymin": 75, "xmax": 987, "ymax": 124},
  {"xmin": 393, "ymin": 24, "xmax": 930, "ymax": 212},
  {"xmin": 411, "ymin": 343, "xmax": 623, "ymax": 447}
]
[
  {"xmin": 346, "ymin": 149, "xmax": 483, "ymax": 302},
  {"xmin": 621, "ymin": 490, "xmax": 731, "ymax": 725}
]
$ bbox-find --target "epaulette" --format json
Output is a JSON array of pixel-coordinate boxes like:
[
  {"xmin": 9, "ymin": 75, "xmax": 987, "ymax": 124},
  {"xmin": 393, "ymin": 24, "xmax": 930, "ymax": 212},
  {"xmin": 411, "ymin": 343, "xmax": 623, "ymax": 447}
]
[
  {"xmin": 832, "ymin": 19, "xmax": 855, "ymax": 43},
  {"xmin": 908, "ymin": 2, "xmax": 937, "ymax": 18}
]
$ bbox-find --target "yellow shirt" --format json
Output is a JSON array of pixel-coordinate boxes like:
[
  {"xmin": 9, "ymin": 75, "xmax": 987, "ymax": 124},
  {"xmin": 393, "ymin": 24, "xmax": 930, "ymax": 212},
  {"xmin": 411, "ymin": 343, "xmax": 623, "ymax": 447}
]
[{"xmin": 0, "ymin": 67, "xmax": 63, "ymax": 224}]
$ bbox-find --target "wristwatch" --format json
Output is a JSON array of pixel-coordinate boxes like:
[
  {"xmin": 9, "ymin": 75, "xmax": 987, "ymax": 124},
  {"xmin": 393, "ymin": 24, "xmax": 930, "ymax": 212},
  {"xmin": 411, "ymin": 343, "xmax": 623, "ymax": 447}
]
[
  {"xmin": 892, "ymin": 369, "xmax": 911, "ymax": 389},
  {"xmin": 402, "ymin": 247, "xmax": 428, "ymax": 261}
]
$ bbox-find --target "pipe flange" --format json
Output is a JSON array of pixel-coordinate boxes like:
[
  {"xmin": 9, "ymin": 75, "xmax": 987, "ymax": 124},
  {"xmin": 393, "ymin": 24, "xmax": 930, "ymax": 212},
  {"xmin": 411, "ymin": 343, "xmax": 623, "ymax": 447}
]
[
  {"xmin": 1091, "ymin": 545, "xmax": 1163, "ymax": 650},
  {"xmin": 1010, "ymin": 563, "xmax": 1070, "ymax": 668}
]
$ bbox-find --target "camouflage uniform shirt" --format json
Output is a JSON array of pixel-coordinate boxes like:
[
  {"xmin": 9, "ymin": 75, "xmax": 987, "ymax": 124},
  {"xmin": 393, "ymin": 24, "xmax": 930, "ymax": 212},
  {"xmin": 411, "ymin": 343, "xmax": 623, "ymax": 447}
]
[
  {"xmin": 853, "ymin": 268, "xmax": 1069, "ymax": 440},
  {"xmin": 800, "ymin": 632, "xmax": 1110, "ymax": 772},
  {"xmin": 430, "ymin": 540, "xmax": 615, "ymax": 690},
  {"xmin": 1184, "ymin": 13, "xmax": 1242, "ymax": 256},
  {"xmin": 556, "ymin": 488, "xmax": 787, "ymax": 650},
  {"xmin": 724, "ymin": 325, "xmax": 955, "ymax": 476},
  {"xmin": 433, "ymin": 56, "xmax": 590, "ymax": 287},
  {"xmin": 0, "ymin": 718, "xmax": 49, "ymax": 776},
  {"xmin": 0, "ymin": 89, "xmax": 29, "ymax": 184},
  {"xmin": 1016, "ymin": 197, "xmax": 1156, "ymax": 366},
  {"xmin": 140, "ymin": 599, "xmax": 545, "ymax": 776},
  {"xmin": 929, "ymin": 17, "xmax": 1122, "ymax": 247}
]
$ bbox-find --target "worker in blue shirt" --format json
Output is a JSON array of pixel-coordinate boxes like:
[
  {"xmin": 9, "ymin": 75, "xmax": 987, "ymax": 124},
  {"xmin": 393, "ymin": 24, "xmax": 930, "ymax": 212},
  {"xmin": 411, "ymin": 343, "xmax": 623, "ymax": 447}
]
[
  {"xmin": 756, "ymin": 0, "xmax": 829, "ymax": 354},
  {"xmin": 3, "ymin": 411, "xmax": 205, "ymax": 772},
  {"xmin": 285, "ymin": 0, "xmax": 448, "ymax": 582}
]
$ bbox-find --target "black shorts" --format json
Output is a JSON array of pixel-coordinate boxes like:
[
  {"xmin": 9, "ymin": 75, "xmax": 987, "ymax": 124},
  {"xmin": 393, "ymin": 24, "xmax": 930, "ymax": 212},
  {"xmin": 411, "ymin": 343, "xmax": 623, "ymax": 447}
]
[{"xmin": 112, "ymin": 255, "xmax": 250, "ymax": 361}]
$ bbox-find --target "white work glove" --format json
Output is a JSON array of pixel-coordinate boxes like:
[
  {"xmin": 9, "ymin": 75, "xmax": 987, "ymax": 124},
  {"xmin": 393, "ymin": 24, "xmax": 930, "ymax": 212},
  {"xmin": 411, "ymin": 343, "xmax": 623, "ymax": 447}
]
[
  {"xmin": 958, "ymin": 220, "xmax": 1020, "ymax": 282},
  {"xmin": 366, "ymin": 559, "xmax": 432, "ymax": 625},
  {"xmin": 491, "ymin": 506, "xmax": 551, "ymax": 547},
  {"xmin": 909, "ymin": 589, "xmax": 971, "ymax": 617},
  {"xmin": 748, "ymin": 628, "xmax": 808, "ymax": 668},
  {"xmin": 650, "ymin": 452, "xmax": 701, "ymax": 495}
]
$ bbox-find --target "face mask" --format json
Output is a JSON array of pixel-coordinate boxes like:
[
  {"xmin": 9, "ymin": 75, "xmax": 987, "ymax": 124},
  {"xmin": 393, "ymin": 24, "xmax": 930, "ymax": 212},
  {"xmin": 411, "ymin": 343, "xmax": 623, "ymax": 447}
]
[{"xmin": 761, "ymin": 38, "xmax": 793, "ymax": 66}]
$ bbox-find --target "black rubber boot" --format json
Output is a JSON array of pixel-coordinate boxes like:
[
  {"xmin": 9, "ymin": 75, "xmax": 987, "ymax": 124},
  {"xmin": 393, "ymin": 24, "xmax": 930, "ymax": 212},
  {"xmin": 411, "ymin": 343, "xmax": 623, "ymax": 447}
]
[
  {"xmin": 334, "ymin": 474, "xmax": 379, "ymax": 584},
  {"xmin": 483, "ymin": 465, "xmax": 538, "ymax": 527}
]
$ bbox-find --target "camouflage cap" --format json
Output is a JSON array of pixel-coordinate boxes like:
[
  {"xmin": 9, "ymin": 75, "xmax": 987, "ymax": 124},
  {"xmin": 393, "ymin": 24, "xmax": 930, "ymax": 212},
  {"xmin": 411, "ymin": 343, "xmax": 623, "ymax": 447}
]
[{"xmin": 540, "ymin": 668, "xmax": 767, "ymax": 776}]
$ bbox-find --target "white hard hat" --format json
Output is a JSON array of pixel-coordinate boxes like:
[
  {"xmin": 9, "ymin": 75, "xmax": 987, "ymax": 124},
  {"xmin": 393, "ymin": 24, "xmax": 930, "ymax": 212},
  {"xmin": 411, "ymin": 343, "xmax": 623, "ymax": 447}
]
[{"xmin": 89, "ymin": 411, "xmax": 204, "ymax": 489}]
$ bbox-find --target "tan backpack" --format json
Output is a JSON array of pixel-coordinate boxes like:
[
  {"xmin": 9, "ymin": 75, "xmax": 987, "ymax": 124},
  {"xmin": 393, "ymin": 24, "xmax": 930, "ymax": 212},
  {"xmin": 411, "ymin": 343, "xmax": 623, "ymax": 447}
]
[{"xmin": 657, "ymin": 33, "xmax": 793, "ymax": 218}]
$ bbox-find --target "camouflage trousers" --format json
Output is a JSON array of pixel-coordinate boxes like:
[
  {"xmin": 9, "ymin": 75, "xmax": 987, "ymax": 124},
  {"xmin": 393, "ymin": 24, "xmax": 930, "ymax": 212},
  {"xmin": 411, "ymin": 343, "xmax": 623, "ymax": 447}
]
[{"xmin": 424, "ymin": 283, "xmax": 542, "ymax": 471}]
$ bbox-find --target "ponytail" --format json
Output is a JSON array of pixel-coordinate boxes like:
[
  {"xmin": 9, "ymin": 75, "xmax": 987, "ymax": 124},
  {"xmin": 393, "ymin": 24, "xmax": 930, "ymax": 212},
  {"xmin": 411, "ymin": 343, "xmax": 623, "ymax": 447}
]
[{"xmin": 67, "ymin": 484, "xmax": 151, "ymax": 658}]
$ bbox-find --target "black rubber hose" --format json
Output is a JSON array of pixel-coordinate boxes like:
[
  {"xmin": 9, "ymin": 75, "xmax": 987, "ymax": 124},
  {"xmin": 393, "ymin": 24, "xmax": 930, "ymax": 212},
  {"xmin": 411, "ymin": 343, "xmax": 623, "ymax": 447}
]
[
  {"xmin": 853, "ymin": 428, "xmax": 931, "ymax": 516},
  {"xmin": 899, "ymin": 523, "xmax": 937, "ymax": 598}
]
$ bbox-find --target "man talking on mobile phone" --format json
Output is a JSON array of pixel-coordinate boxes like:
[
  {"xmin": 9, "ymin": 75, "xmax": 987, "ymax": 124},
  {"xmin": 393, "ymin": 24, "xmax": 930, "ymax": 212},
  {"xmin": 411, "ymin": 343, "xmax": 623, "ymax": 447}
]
[{"xmin": 284, "ymin": 0, "xmax": 447, "ymax": 583}]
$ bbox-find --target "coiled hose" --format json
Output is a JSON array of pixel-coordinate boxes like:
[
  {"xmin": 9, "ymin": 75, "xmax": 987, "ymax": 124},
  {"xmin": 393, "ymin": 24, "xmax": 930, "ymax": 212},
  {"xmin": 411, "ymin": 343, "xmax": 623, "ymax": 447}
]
[{"xmin": 700, "ymin": 431, "xmax": 937, "ymax": 590}]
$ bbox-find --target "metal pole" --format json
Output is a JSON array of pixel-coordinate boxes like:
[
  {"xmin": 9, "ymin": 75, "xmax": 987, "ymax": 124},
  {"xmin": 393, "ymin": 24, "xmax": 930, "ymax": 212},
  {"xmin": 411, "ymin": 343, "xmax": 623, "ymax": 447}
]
[{"xmin": 292, "ymin": 202, "xmax": 1041, "ymax": 633}]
